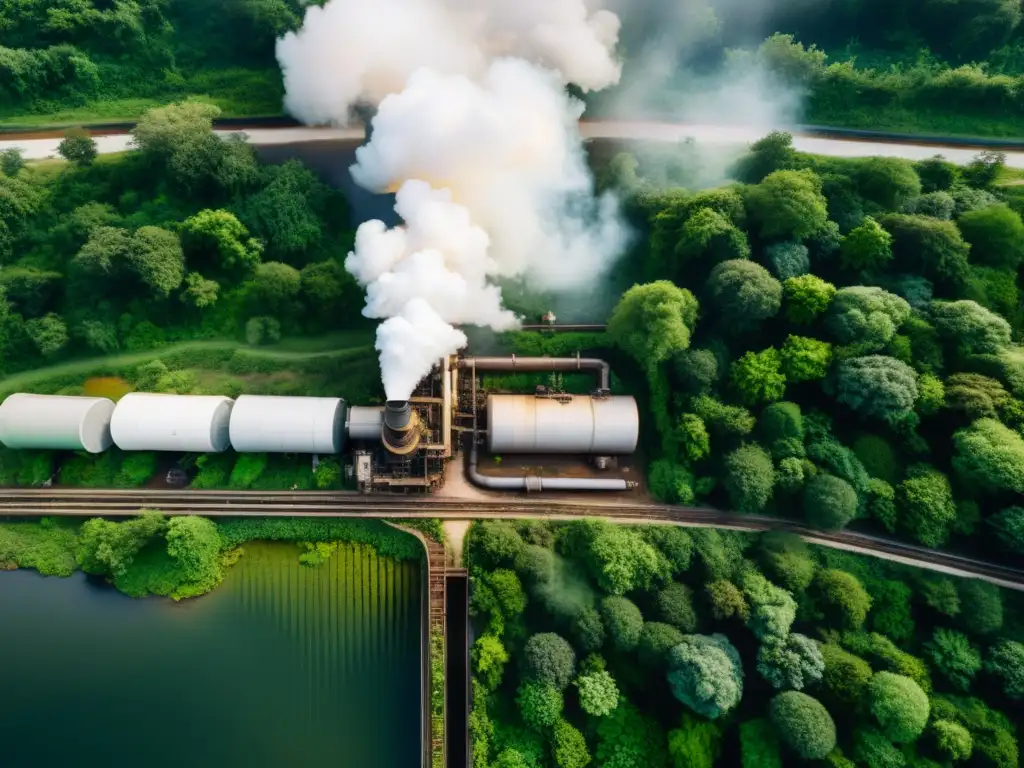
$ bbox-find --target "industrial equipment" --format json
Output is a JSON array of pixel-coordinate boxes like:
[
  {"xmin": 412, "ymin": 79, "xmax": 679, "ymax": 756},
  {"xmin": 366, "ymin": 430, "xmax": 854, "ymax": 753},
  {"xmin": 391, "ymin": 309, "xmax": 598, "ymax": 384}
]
[{"xmin": 0, "ymin": 350, "xmax": 640, "ymax": 494}]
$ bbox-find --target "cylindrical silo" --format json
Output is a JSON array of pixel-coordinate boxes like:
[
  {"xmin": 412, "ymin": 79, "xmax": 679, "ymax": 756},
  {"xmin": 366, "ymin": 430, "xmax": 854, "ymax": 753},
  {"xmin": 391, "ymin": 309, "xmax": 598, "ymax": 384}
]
[
  {"xmin": 229, "ymin": 395, "xmax": 345, "ymax": 453},
  {"xmin": 347, "ymin": 406, "xmax": 384, "ymax": 440},
  {"xmin": 110, "ymin": 393, "xmax": 234, "ymax": 453},
  {"xmin": 0, "ymin": 393, "xmax": 115, "ymax": 453},
  {"xmin": 487, "ymin": 394, "xmax": 639, "ymax": 454},
  {"xmin": 382, "ymin": 400, "xmax": 421, "ymax": 455}
]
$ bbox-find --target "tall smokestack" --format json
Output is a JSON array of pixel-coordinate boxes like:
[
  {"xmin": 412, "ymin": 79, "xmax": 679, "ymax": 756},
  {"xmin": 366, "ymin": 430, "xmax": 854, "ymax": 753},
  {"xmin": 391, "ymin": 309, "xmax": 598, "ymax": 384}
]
[{"xmin": 382, "ymin": 400, "xmax": 421, "ymax": 454}]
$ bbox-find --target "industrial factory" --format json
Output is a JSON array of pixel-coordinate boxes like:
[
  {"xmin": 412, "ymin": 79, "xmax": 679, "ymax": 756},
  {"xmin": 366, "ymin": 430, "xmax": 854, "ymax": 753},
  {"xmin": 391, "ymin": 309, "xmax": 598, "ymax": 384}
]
[{"xmin": 0, "ymin": 353, "xmax": 640, "ymax": 494}]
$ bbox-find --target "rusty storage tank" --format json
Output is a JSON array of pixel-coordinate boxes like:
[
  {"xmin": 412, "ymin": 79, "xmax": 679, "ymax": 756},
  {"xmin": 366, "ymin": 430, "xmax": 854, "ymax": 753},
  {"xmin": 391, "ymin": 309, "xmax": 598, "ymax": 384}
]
[
  {"xmin": 486, "ymin": 394, "xmax": 639, "ymax": 454},
  {"xmin": 381, "ymin": 400, "xmax": 421, "ymax": 455},
  {"xmin": 0, "ymin": 393, "xmax": 115, "ymax": 453}
]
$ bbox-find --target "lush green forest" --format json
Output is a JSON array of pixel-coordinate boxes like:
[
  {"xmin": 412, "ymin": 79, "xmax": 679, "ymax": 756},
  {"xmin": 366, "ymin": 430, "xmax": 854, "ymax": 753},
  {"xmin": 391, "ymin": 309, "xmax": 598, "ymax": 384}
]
[
  {"xmin": 0, "ymin": 0, "xmax": 297, "ymax": 123},
  {"xmin": 5, "ymin": 0, "xmax": 1024, "ymax": 135},
  {"xmin": 0, "ymin": 512, "xmax": 437, "ymax": 599},
  {"xmin": 599, "ymin": 0, "xmax": 1024, "ymax": 136},
  {"xmin": 576, "ymin": 133, "xmax": 1024, "ymax": 565},
  {"xmin": 466, "ymin": 518, "xmax": 1023, "ymax": 768}
]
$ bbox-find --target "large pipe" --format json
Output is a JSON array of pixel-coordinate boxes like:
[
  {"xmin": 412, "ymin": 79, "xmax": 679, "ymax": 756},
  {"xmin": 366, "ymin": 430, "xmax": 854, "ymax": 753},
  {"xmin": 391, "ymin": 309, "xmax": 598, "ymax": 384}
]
[
  {"xmin": 467, "ymin": 440, "xmax": 635, "ymax": 492},
  {"xmin": 459, "ymin": 354, "xmax": 610, "ymax": 391}
]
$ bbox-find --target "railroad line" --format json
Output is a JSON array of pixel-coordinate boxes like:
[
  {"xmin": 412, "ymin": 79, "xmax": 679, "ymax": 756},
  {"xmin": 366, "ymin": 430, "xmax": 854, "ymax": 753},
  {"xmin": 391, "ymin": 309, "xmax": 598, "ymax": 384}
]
[{"xmin": 0, "ymin": 490, "xmax": 1020, "ymax": 588}]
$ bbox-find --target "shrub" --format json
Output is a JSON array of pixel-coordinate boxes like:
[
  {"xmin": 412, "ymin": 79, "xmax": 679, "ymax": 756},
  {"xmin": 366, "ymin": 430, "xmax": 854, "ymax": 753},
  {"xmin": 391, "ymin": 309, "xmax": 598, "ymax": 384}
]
[
  {"xmin": 516, "ymin": 681, "xmax": 563, "ymax": 731},
  {"xmin": 924, "ymin": 629, "xmax": 981, "ymax": 692},
  {"xmin": 600, "ymin": 596, "xmax": 644, "ymax": 652},
  {"xmin": 656, "ymin": 582, "xmax": 700, "ymax": 633},
  {"xmin": 804, "ymin": 474, "xmax": 858, "ymax": 531},
  {"xmin": 868, "ymin": 672, "xmax": 930, "ymax": 742},
  {"xmin": 667, "ymin": 633, "xmax": 744, "ymax": 719},
  {"xmin": 769, "ymin": 691, "xmax": 837, "ymax": 760},
  {"xmin": 723, "ymin": 443, "xmax": 775, "ymax": 513},
  {"xmin": 522, "ymin": 633, "xmax": 576, "ymax": 690}
]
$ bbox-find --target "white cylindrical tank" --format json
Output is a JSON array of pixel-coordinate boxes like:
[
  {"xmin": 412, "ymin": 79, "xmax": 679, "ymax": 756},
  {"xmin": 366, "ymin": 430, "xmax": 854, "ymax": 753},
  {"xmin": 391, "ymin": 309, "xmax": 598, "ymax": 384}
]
[
  {"xmin": 229, "ymin": 395, "xmax": 345, "ymax": 453},
  {"xmin": 0, "ymin": 394, "xmax": 115, "ymax": 453},
  {"xmin": 111, "ymin": 393, "xmax": 234, "ymax": 453},
  {"xmin": 487, "ymin": 394, "xmax": 639, "ymax": 454},
  {"xmin": 346, "ymin": 406, "xmax": 384, "ymax": 440}
]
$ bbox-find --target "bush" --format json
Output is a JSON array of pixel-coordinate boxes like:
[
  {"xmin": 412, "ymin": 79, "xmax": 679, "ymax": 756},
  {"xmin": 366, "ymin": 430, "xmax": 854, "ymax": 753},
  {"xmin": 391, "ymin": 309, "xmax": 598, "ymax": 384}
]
[
  {"xmin": 516, "ymin": 681, "xmax": 563, "ymax": 731},
  {"xmin": 666, "ymin": 633, "xmax": 744, "ymax": 719},
  {"xmin": 575, "ymin": 670, "xmax": 619, "ymax": 717},
  {"xmin": 769, "ymin": 691, "xmax": 837, "ymax": 760},
  {"xmin": 821, "ymin": 643, "xmax": 873, "ymax": 706},
  {"xmin": 600, "ymin": 596, "xmax": 644, "ymax": 652},
  {"xmin": 723, "ymin": 443, "xmax": 775, "ymax": 513},
  {"xmin": 868, "ymin": 672, "xmax": 930, "ymax": 743},
  {"xmin": 656, "ymin": 582, "xmax": 700, "ymax": 633},
  {"xmin": 804, "ymin": 474, "xmax": 858, "ymax": 531}
]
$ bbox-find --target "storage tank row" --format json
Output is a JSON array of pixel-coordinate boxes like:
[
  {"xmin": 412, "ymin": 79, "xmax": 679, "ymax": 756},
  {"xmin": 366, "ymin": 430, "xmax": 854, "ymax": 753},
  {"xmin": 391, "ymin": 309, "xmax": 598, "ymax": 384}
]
[
  {"xmin": 0, "ymin": 393, "xmax": 349, "ymax": 455},
  {"xmin": 0, "ymin": 391, "xmax": 640, "ymax": 457}
]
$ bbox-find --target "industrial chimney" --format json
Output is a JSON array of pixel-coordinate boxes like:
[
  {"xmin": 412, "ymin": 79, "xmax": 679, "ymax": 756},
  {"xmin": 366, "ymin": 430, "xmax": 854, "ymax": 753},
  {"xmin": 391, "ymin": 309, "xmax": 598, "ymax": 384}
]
[{"xmin": 382, "ymin": 400, "xmax": 421, "ymax": 455}]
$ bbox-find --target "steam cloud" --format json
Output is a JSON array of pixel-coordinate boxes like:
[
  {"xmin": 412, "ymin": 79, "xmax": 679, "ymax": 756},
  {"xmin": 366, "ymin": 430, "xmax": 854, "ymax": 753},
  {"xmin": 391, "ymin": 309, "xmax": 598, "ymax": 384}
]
[{"xmin": 277, "ymin": 0, "xmax": 628, "ymax": 399}]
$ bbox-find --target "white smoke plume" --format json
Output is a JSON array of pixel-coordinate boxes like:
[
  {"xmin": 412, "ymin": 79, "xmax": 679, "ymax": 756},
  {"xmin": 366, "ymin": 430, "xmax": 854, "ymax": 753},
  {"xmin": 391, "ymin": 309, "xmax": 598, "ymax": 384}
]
[
  {"xmin": 277, "ymin": 0, "xmax": 622, "ymax": 126},
  {"xmin": 278, "ymin": 0, "xmax": 627, "ymax": 400}
]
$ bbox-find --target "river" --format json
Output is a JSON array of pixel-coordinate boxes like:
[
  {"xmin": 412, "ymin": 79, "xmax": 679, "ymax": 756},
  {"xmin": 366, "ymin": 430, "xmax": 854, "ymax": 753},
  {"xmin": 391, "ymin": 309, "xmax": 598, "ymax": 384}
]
[{"xmin": 0, "ymin": 541, "xmax": 422, "ymax": 768}]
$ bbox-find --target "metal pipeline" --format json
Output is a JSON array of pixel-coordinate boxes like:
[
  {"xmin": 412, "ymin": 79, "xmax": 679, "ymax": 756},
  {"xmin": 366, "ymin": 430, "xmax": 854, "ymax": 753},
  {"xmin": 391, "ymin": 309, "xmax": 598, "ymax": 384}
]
[
  {"xmin": 458, "ymin": 354, "xmax": 610, "ymax": 391},
  {"xmin": 467, "ymin": 440, "xmax": 635, "ymax": 492}
]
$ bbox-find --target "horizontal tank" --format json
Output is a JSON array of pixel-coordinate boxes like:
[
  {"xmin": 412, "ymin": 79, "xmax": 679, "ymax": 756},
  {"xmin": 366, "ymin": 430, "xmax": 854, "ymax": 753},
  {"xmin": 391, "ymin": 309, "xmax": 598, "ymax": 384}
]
[
  {"xmin": 229, "ymin": 395, "xmax": 345, "ymax": 454},
  {"xmin": 111, "ymin": 393, "xmax": 234, "ymax": 453},
  {"xmin": 487, "ymin": 394, "xmax": 639, "ymax": 454},
  {"xmin": 0, "ymin": 394, "xmax": 115, "ymax": 453},
  {"xmin": 347, "ymin": 406, "xmax": 384, "ymax": 440}
]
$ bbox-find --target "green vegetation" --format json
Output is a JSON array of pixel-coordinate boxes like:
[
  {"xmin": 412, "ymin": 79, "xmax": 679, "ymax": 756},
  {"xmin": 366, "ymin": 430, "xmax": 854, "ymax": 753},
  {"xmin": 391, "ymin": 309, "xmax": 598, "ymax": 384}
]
[
  {"xmin": 467, "ymin": 519, "xmax": 1024, "ymax": 768},
  {"xmin": 0, "ymin": 513, "xmax": 424, "ymax": 600},
  {"xmin": 0, "ymin": 0, "xmax": 292, "ymax": 124},
  {"xmin": 600, "ymin": 3, "xmax": 1024, "ymax": 137},
  {"xmin": 596, "ymin": 133, "xmax": 1024, "ymax": 563}
]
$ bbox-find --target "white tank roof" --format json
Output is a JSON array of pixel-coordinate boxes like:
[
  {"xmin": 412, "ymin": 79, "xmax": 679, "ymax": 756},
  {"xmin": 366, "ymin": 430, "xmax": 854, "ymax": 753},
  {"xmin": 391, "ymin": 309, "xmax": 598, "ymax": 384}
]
[
  {"xmin": 229, "ymin": 395, "xmax": 345, "ymax": 453},
  {"xmin": 487, "ymin": 394, "xmax": 639, "ymax": 454},
  {"xmin": 0, "ymin": 394, "xmax": 115, "ymax": 453},
  {"xmin": 111, "ymin": 393, "xmax": 234, "ymax": 453}
]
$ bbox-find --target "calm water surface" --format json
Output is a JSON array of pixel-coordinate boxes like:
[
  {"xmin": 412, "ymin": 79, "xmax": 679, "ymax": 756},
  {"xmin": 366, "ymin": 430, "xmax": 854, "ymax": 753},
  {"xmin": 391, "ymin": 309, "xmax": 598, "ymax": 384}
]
[{"xmin": 0, "ymin": 542, "xmax": 422, "ymax": 768}]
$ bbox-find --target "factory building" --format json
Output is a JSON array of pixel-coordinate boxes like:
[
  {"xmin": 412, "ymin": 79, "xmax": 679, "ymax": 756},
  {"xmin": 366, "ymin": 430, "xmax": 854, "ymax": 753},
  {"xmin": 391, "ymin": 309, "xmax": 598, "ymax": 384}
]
[
  {"xmin": 0, "ymin": 393, "xmax": 115, "ymax": 454},
  {"xmin": 229, "ymin": 395, "xmax": 345, "ymax": 454},
  {"xmin": 0, "ymin": 351, "xmax": 641, "ymax": 494},
  {"xmin": 111, "ymin": 394, "xmax": 235, "ymax": 453}
]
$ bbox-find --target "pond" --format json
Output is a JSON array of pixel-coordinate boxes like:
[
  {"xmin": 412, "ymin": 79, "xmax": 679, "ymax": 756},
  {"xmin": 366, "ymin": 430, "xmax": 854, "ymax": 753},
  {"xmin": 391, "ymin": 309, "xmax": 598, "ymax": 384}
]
[{"xmin": 0, "ymin": 541, "xmax": 423, "ymax": 768}]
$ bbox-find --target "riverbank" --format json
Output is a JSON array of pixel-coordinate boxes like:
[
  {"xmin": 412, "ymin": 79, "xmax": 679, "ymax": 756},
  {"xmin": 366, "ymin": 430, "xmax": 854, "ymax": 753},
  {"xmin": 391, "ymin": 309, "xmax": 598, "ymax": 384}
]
[{"xmin": 0, "ymin": 515, "xmax": 439, "ymax": 600}]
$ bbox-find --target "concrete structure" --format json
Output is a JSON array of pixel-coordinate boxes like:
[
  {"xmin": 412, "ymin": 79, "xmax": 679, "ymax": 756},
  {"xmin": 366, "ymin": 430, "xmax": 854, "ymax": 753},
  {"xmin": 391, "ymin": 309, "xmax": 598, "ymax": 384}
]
[
  {"xmin": 347, "ymin": 406, "xmax": 384, "ymax": 440},
  {"xmin": 487, "ymin": 394, "xmax": 639, "ymax": 454},
  {"xmin": 0, "ymin": 394, "xmax": 115, "ymax": 453},
  {"xmin": 111, "ymin": 393, "xmax": 234, "ymax": 453},
  {"xmin": 229, "ymin": 395, "xmax": 345, "ymax": 453}
]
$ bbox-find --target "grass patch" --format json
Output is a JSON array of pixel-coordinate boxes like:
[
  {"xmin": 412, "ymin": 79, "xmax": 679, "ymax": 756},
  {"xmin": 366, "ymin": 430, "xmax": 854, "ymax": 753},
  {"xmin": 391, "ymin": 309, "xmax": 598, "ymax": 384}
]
[{"xmin": 0, "ymin": 519, "xmax": 81, "ymax": 576}]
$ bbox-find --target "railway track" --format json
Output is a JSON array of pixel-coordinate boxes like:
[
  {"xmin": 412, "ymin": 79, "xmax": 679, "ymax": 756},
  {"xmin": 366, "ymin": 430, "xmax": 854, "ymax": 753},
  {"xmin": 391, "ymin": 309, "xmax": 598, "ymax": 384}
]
[{"xmin": 0, "ymin": 488, "xmax": 1021, "ymax": 587}]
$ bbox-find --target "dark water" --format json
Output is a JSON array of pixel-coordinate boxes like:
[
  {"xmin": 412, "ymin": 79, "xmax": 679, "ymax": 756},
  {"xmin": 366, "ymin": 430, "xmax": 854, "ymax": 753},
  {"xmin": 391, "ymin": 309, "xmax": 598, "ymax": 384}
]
[{"xmin": 0, "ymin": 542, "xmax": 422, "ymax": 768}]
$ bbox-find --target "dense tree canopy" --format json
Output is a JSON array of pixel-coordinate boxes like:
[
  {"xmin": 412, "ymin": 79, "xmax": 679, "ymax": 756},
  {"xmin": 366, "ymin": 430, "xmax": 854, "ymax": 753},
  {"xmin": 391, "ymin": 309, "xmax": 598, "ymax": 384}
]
[{"xmin": 769, "ymin": 691, "xmax": 837, "ymax": 760}]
